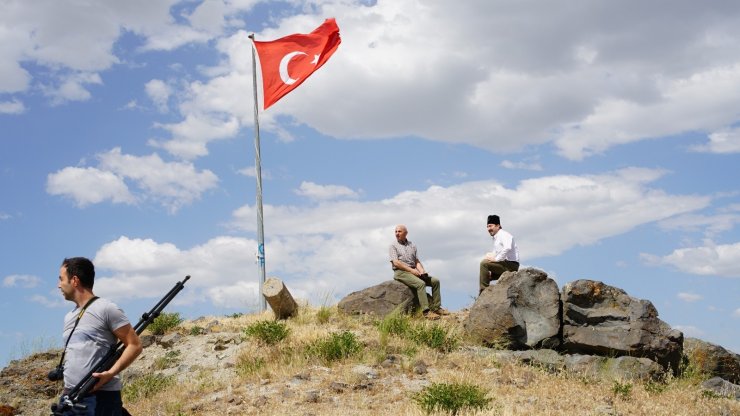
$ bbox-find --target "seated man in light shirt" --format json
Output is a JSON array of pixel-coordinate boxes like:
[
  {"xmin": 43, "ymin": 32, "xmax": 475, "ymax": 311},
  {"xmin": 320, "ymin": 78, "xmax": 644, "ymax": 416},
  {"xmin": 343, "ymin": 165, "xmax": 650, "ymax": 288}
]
[
  {"xmin": 389, "ymin": 224, "xmax": 449, "ymax": 319},
  {"xmin": 479, "ymin": 214, "xmax": 520, "ymax": 295}
]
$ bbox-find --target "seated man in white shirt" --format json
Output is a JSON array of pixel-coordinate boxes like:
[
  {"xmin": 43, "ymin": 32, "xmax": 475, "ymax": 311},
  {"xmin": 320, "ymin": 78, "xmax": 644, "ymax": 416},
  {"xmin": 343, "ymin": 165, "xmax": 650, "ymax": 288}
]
[{"xmin": 479, "ymin": 214, "xmax": 520, "ymax": 295}]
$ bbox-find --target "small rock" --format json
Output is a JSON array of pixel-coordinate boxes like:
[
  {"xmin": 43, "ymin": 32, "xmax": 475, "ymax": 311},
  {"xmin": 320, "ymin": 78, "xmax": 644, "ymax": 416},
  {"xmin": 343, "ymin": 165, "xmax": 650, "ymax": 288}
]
[
  {"xmin": 305, "ymin": 389, "xmax": 321, "ymax": 403},
  {"xmin": 330, "ymin": 381, "xmax": 349, "ymax": 392},
  {"xmin": 139, "ymin": 334, "xmax": 156, "ymax": 348},
  {"xmin": 413, "ymin": 360, "xmax": 428, "ymax": 375},
  {"xmin": 253, "ymin": 396, "xmax": 268, "ymax": 407},
  {"xmin": 351, "ymin": 365, "xmax": 378, "ymax": 379},
  {"xmin": 158, "ymin": 333, "xmax": 181, "ymax": 349}
]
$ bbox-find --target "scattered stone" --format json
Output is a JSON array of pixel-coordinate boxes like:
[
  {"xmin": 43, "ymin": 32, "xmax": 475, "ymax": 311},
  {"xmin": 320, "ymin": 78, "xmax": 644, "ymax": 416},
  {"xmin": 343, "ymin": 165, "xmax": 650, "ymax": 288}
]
[
  {"xmin": 351, "ymin": 365, "xmax": 378, "ymax": 379},
  {"xmin": 701, "ymin": 377, "xmax": 740, "ymax": 400},
  {"xmin": 413, "ymin": 360, "xmax": 428, "ymax": 375},
  {"xmin": 330, "ymin": 381, "xmax": 349, "ymax": 392},
  {"xmin": 158, "ymin": 333, "xmax": 182, "ymax": 349},
  {"xmin": 305, "ymin": 389, "xmax": 321, "ymax": 403},
  {"xmin": 140, "ymin": 334, "xmax": 156, "ymax": 348},
  {"xmin": 253, "ymin": 396, "xmax": 268, "ymax": 407}
]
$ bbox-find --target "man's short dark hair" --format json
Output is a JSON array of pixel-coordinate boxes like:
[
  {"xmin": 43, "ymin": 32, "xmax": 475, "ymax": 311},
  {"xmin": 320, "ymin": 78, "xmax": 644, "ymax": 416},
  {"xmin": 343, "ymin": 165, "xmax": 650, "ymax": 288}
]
[{"xmin": 62, "ymin": 257, "xmax": 95, "ymax": 289}]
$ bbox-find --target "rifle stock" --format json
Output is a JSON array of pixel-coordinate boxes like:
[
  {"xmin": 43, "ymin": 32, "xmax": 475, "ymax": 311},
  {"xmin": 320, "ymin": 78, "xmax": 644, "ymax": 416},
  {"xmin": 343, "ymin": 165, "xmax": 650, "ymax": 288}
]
[{"xmin": 52, "ymin": 275, "xmax": 190, "ymax": 415}]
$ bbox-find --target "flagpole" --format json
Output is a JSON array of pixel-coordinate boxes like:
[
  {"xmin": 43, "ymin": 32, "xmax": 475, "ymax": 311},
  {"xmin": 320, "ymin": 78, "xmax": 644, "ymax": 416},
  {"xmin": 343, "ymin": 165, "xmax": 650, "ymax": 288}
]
[{"xmin": 249, "ymin": 34, "xmax": 267, "ymax": 313}]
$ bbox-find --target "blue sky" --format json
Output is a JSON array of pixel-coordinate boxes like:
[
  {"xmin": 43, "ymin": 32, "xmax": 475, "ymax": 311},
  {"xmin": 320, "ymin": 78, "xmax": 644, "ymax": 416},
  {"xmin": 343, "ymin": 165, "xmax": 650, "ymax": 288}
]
[{"xmin": 1, "ymin": 0, "xmax": 739, "ymax": 367}]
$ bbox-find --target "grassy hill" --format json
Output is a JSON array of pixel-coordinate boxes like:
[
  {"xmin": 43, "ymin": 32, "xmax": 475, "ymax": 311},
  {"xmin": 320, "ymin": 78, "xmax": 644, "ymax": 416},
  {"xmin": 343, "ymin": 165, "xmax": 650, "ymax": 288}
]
[{"xmin": 1, "ymin": 305, "xmax": 738, "ymax": 415}]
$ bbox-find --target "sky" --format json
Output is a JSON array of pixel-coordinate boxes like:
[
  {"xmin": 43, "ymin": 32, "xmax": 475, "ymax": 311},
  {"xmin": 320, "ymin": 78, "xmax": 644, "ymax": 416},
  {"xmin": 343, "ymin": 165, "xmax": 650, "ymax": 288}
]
[{"xmin": 1, "ymin": 0, "xmax": 739, "ymax": 367}]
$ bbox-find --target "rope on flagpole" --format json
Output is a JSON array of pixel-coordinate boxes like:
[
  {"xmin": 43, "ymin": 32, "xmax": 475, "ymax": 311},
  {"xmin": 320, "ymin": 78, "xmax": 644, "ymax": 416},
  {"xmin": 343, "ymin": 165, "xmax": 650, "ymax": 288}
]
[{"xmin": 249, "ymin": 34, "xmax": 267, "ymax": 313}]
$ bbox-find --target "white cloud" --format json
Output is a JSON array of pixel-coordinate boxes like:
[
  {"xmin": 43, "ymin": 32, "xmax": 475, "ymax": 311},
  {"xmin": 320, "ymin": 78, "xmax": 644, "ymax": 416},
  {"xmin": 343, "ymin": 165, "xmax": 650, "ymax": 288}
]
[
  {"xmin": 145, "ymin": 79, "xmax": 172, "ymax": 112},
  {"xmin": 691, "ymin": 127, "xmax": 740, "ymax": 154},
  {"xmin": 659, "ymin": 212, "xmax": 740, "ymax": 238},
  {"xmin": 677, "ymin": 292, "xmax": 703, "ymax": 303},
  {"xmin": 42, "ymin": 72, "xmax": 102, "ymax": 104},
  {"xmin": 673, "ymin": 325, "xmax": 704, "ymax": 338},
  {"xmin": 6, "ymin": 1, "xmax": 740, "ymax": 158},
  {"xmin": 501, "ymin": 160, "xmax": 543, "ymax": 171},
  {"xmin": 2, "ymin": 275, "xmax": 41, "ymax": 288},
  {"xmin": 47, "ymin": 148, "xmax": 218, "ymax": 212},
  {"xmin": 733, "ymin": 308, "xmax": 740, "ymax": 318},
  {"xmin": 83, "ymin": 167, "xmax": 713, "ymax": 308},
  {"xmin": 0, "ymin": 212, "xmax": 10, "ymax": 220},
  {"xmin": 0, "ymin": 99, "xmax": 26, "ymax": 114},
  {"xmin": 642, "ymin": 242, "xmax": 740, "ymax": 278},
  {"xmin": 92, "ymin": 235, "xmax": 262, "ymax": 307},
  {"xmin": 294, "ymin": 181, "xmax": 359, "ymax": 201},
  {"xmin": 238, "ymin": 165, "xmax": 272, "ymax": 180},
  {"xmin": 46, "ymin": 166, "xmax": 136, "ymax": 207}
]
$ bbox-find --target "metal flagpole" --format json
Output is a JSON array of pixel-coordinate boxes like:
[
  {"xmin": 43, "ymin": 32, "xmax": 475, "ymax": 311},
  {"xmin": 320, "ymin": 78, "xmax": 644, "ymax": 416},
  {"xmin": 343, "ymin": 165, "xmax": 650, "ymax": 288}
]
[{"xmin": 249, "ymin": 34, "xmax": 267, "ymax": 312}]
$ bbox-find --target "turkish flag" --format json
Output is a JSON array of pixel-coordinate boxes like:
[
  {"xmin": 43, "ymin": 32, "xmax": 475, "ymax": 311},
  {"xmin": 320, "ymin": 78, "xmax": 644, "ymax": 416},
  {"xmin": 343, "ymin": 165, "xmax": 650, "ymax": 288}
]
[{"xmin": 253, "ymin": 18, "xmax": 341, "ymax": 110}]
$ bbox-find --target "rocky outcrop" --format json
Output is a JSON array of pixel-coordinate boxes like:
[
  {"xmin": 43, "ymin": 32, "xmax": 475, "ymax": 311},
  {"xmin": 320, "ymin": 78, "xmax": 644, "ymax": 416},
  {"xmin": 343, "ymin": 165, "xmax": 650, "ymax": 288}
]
[
  {"xmin": 464, "ymin": 268, "xmax": 561, "ymax": 349},
  {"xmin": 561, "ymin": 280, "xmax": 683, "ymax": 374},
  {"xmin": 685, "ymin": 337, "xmax": 740, "ymax": 384},
  {"xmin": 337, "ymin": 280, "xmax": 417, "ymax": 317}
]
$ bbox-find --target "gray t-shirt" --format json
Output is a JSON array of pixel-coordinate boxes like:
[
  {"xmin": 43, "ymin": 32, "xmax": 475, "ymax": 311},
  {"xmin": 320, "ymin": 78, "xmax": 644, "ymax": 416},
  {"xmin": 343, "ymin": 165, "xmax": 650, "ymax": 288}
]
[{"xmin": 62, "ymin": 297, "xmax": 130, "ymax": 391}]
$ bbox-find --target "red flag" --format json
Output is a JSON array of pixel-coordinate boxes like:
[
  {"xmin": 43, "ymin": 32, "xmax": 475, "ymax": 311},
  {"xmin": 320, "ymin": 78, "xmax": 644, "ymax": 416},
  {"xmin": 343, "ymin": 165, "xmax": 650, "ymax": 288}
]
[{"xmin": 253, "ymin": 18, "xmax": 341, "ymax": 110}]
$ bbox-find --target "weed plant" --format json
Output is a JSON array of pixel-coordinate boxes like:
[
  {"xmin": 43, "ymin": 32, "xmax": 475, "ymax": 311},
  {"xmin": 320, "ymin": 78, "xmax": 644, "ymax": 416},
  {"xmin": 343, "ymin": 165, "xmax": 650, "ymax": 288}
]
[
  {"xmin": 189, "ymin": 326, "xmax": 206, "ymax": 336},
  {"xmin": 378, "ymin": 312, "xmax": 458, "ymax": 352},
  {"xmin": 148, "ymin": 312, "xmax": 183, "ymax": 335},
  {"xmin": 122, "ymin": 374, "xmax": 175, "ymax": 401},
  {"xmin": 612, "ymin": 380, "xmax": 633, "ymax": 399},
  {"xmin": 152, "ymin": 350, "xmax": 181, "ymax": 370},
  {"xmin": 316, "ymin": 305, "xmax": 332, "ymax": 324},
  {"xmin": 414, "ymin": 382, "xmax": 491, "ymax": 415},
  {"xmin": 410, "ymin": 322, "xmax": 458, "ymax": 352},
  {"xmin": 307, "ymin": 330, "xmax": 363, "ymax": 363},
  {"xmin": 243, "ymin": 320, "xmax": 290, "ymax": 345},
  {"xmin": 236, "ymin": 355, "xmax": 266, "ymax": 377}
]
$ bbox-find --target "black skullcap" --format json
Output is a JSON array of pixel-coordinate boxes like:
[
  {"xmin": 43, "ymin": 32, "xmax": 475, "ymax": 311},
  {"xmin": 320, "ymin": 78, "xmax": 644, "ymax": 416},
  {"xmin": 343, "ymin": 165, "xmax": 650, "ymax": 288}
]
[{"xmin": 487, "ymin": 215, "xmax": 500, "ymax": 225}]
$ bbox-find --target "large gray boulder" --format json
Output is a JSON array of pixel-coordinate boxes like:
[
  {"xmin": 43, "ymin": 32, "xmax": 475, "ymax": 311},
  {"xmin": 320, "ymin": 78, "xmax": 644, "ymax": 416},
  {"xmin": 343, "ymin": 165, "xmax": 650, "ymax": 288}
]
[
  {"xmin": 464, "ymin": 268, "xmax": 561, "ymax": 349},
  {"xmin": 684, "ymin": 337, "xmax": 740, "ymax": 384},
  {"xmin": 562, "ymin": 279, "xmax": 683, "ymax": 374},
  {"xmin": 337, "ymin": 280, "xmax": 416, "ymax": 317}
]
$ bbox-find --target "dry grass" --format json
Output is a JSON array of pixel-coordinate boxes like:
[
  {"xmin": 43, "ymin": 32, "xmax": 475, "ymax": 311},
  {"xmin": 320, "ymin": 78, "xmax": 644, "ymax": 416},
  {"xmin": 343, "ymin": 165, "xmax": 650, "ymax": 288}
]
[{"xmin": 121, "ymin": 306, "xmax": 739, "ymax": 416}]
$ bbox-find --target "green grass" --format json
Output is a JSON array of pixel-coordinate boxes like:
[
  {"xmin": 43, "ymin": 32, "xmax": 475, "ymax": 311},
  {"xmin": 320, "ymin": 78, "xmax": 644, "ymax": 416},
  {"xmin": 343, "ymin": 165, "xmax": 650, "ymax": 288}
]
[
  {"xmin": 307, "ymin": 331, "xmax": 363, "ymax": 363},
  {"xmin": 189, "ymin": 326, "xmax": 206, "ymax": 336},
  {"xmin": 377, "ymin": 312, "xmax": 458, "ymax": 352},
  {"xmin": 414, "ymin": 382, "xmax": 492, "ymax": 415},
  {"xmin": 152, "ymin": 350, "xmax": 181, "ymax": 370},
  {"xmin": 243, "ymin": 320, "xmax": 290, "ymax": 345},
  {"xmin": 612, "ymin": 380, "xmax": 633, "ymax": 399},
  {"xmin": 122, "ymin": 374, "xmax": 175, "ymax": 401},
  {"xmin": 236, "ymin": 355, "xmax": 266, "ymax": 377},
  {"xmin": 148, "ymin": 312, "xmax": 183, "ymax": 335}
]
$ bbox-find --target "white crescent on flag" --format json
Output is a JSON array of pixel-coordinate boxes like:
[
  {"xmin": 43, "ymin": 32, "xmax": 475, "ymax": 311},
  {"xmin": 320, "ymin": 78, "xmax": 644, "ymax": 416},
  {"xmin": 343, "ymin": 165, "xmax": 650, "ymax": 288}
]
[{"xmin": 279, "ymin": 51, "xmax": 306, "ymax": 85}]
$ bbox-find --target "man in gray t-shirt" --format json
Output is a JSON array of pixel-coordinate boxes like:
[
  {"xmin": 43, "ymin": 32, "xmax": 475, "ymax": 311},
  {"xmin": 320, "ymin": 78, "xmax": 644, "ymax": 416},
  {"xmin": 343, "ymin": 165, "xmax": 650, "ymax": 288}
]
[
  {"xmin": 62, "ymin": 297, "xmax": 130, "ymax": 392},
  {"xmin": 56, "ymin": 257, "xmax": 142, "ymax": 416}
]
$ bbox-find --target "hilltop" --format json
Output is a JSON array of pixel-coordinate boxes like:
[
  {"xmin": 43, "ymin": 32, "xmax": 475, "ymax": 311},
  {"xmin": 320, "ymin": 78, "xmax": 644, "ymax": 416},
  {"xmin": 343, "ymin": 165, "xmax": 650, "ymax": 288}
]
[{"xmin": 1, "ymin": 306, "xmax": 738, "ymax": 416}]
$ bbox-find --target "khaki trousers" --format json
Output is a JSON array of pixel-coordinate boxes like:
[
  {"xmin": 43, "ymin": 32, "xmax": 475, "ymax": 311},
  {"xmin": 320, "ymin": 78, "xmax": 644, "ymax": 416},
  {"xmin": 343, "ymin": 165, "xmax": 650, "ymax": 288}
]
[{"xmin": 393, "ymin": 270, "xmax": 441, "ymax": 312}]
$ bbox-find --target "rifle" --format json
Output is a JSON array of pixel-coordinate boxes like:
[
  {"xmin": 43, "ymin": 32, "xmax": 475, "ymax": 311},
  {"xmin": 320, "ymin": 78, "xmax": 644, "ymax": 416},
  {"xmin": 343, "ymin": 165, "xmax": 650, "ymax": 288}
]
[{"xmin": 51, "ymin": 275, "xmax": 190, "ymax": 415}]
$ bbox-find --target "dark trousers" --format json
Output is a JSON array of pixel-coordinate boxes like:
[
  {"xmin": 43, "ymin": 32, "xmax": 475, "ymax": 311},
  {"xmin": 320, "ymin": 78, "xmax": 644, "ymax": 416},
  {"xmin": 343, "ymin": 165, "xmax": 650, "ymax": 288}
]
[
  {"xmin": 57, "ymin": 390, "xmax": 124, "ymax": 416},
  {"xmin": 479, "ymin": 259, "xmax": 519, "ymax": 294}
]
